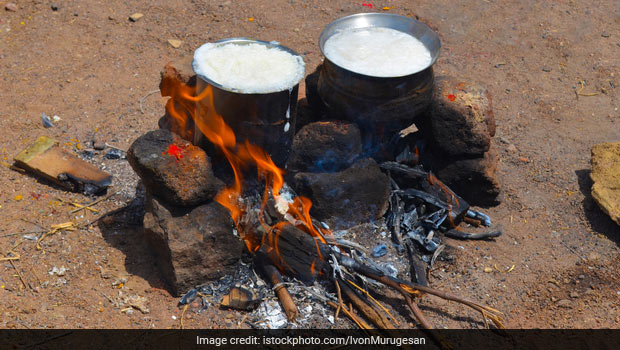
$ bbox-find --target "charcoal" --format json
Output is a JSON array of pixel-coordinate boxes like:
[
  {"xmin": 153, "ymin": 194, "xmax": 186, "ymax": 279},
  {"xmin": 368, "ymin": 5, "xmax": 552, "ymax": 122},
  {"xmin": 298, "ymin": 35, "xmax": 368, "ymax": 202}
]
[{"xmin": 103, "ymin": 149, "xmax": 123, "ymax": 159}]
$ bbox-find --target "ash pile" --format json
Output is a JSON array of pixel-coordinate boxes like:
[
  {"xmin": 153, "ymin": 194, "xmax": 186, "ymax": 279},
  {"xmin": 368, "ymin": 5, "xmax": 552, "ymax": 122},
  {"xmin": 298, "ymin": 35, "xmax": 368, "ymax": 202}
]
[{"xmin": 125, "ymin": 58, "xmax": 505, "ymax": 330}]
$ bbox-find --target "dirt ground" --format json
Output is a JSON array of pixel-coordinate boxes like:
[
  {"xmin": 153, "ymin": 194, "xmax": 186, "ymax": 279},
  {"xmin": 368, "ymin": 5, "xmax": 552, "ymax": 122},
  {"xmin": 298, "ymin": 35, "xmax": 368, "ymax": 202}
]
[{"xmin": 1, "ymin": 0, "xmax": 619, "ymax": 329}]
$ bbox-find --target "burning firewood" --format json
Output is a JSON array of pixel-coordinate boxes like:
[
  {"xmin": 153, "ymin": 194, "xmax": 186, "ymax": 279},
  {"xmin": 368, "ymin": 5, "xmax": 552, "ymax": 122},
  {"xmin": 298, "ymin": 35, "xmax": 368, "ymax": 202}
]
[{"xmin": 160, "ymin": 72, "xmax": 504, "ymax": 330}]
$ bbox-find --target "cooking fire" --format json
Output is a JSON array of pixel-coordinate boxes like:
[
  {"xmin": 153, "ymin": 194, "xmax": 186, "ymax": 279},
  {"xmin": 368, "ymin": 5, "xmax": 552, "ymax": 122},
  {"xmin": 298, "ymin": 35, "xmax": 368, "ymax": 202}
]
[{"xmin": 126, "ymin": 13, "xmax": 505, "ymax": 332}]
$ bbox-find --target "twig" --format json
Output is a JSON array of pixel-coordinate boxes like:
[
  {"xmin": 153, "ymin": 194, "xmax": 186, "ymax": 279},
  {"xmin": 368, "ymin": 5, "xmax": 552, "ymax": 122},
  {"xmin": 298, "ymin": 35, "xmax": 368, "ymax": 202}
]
[
  {"xmin": 70, "ymin": 190, "xmax": 119, "ymax": 214},
  {"xmin": 264, "ymin": 264, "xmax": 298, "ymax": 321},
  {"xmin": 139, "ymin": 89, "xmax": 161, "ymax": 114},
  {"xmin": 576, "ymin": 80, "xmax": 599, "ymax": 97},
  {"xmin": 339, "ymin": 279, "xmax": 397, "ymax": 329},
  {"xmin": 10, "ymin": 260, "xmax": 31, "ymax": 291},
  {"xmin": 30, "ymin": 266, "xmax": 42, "ymax": 286},
  {"xmin": 57, "ymin": 197, "xmax": 98, "ymax": 213},
  {"xmin": 36, "ymin": 222, "xmax": 76, "ymax": 251},
  {"xmin": 180, "ymin": 304, "xmax": 189, "ymax": 329},
  {"xmin": 0, "ymin": 253, "xmax": 20, "ymax": 262},
  {"xmin": 444, "ymin": 229, "xmax": 502, "ymax": 240},
  {"xmin": 104, "ymin": 143, "xmax": 127, "ymax": 153}
]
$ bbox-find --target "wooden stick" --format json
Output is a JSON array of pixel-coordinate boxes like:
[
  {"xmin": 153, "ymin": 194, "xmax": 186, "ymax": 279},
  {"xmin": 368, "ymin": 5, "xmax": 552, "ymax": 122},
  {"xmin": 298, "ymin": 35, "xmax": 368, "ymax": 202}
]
[
  {"xmin": 326, "ymin": 300, "xmax": 371, "ymax": 330},
  {"xmin": 70, "ymin": 190, "xmax": 118, "ymax": 214},
  {"xmin": 10, "ymin": 260, "xmax": 31, "ymax": 291},
  {"xmin": 262, "ymin": 263, "xmax": 298, "ymax": 322},
  {"xmin": 338, "ymin": 279, "xmax": 396, "ymax": 329}
]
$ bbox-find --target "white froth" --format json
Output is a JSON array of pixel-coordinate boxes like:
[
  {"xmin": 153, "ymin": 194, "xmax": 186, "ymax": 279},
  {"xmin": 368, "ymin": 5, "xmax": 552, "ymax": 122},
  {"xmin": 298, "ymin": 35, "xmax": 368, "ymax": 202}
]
[
  {"xmin": 193, "ymin": 42, "xmax": 305, "ymax": 94},
  {"xmin": 323, "ymin": 27, "xmax": 432, "ymax": 77}
]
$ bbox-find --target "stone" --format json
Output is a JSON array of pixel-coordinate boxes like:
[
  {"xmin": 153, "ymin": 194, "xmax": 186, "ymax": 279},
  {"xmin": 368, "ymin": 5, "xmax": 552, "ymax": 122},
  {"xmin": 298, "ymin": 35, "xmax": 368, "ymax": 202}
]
[
  {"xmin": 590, "ymin": 141, "xmax": 620, "ymax": 226},
  {"xmin": 556, "ymin": 299, "xmax": 572, "ymax": 308},
  {"xmin": 143, "ymin": 194, "xmax": 243, "ymax": 296},
  {"xmin": 5, "ymin": 3, "xmax": 17, "ymax": 12},
  {"xmin": 293, "ymin": 158, "xmax": 390, "ymax": 229},
  {"xmin": 51, "ymin": 4, "xmax": 58, "ymax": 11},
  {"xmin": 431, "ymin": 144, "xmax": 503, "ymax": 207},
  {"xmin": 427, "ymin": 76, "xmax": 496, "ymax": 156},
  {"xmin": 167, "ymin": 39, "xmax": 183, "ymax": 48},
  {"xmin": 129, "ymin": 13, "xmax": 144, "ymax": 22},
  {"xmin": 127, "ymin": 129, "xmax": 224, "ymax": 207},
  {"xmin": 286, "ymin": 121, "xmax": 361, "ymax": 173}
]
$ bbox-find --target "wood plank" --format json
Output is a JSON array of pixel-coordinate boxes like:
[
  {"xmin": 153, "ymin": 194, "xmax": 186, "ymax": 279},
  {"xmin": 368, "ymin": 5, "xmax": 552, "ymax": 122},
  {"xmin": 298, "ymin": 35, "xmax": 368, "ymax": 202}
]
[{"xmin": 14, "ymin": 136, "xmax": 112, "ymax": 194}]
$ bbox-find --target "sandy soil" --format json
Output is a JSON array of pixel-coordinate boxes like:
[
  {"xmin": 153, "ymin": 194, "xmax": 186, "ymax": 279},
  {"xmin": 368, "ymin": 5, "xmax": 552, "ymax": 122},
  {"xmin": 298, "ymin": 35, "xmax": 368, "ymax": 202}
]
[{"xmin": 1, "ymin": 0, "xmax": 619, "ymax": 329}]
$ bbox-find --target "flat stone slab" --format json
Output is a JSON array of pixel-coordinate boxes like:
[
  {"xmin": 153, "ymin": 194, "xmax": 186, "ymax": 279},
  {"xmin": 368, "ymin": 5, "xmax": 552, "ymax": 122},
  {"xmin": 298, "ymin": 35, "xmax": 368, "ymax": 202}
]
[{"xmin": 591, "ymin": 141, "xmax": 620, "ymax": 226}]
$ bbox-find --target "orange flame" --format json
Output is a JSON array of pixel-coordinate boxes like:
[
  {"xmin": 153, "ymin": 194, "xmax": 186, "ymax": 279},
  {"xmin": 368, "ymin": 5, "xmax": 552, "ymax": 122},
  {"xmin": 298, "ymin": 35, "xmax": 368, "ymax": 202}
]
[{"xmin": 162, "ymin": 72, "xmax": 331, "ymax": 276}]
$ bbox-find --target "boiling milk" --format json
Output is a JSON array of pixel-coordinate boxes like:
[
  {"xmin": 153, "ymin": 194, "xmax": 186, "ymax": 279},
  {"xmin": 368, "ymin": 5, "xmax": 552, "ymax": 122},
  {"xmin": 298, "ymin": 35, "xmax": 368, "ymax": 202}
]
[
  {"xmin": 193, "ymin": 42, "xmax": 305, "ymax": 93},
  {"xmin": 323, "ymin": 27, "xmax": 432, "ymax": 77}
]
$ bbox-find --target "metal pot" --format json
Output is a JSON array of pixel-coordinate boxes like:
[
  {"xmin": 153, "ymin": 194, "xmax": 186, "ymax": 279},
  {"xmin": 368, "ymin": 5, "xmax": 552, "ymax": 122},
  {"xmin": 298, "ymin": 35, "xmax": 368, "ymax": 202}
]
[
  {"xmin": 317, "ymin": 13, "xmax": 441, "ymax": 158},
  {"xmin": 192, "ymin": 38, "xmax": 304, "ymax": 167}
]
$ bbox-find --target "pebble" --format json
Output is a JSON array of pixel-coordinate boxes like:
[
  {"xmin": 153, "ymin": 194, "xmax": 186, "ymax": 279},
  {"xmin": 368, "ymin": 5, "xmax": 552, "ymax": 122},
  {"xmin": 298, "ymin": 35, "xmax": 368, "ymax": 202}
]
[
  {"xmin": 483, "ymin": 267, "xmax": 493, "ymax": 273},
  {"xmin": 168, "ymin": 39, "xmax": 183, "ymax": 48},
  {"xmin": 104, "ymin": 149, "xmax": 123, "ymax": 159},
  {"xmin": 51, "ymin": 4, "xmax": 58, "ymax": 11},
  {"xmin": 371, "ymin": 244, "xmax": 387, "ymax": 258},
  {"xmin": 129, "ymin": 13, "xmax": 144, "ymax": 22},
  {"xmin": 556, "ymin": 299, "xmax": 572, "ymax": 308},
  {"xmin": 542, "ymin": 66, "xmax": 551, "ymax": 72},
  {"xmin": 5, "ymin": 3, "xmax": 17, "ymax": 12},
  {"xmin": 93, "ymin": 142, "xmax": 106, "ymax": 150},
  {"xmin": 569, "ymin": 292, "xmax": 579, "ymax": 298}
]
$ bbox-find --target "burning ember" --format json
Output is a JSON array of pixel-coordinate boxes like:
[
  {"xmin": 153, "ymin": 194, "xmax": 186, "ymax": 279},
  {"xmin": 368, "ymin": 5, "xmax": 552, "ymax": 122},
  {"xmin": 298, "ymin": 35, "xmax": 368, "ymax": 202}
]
[{"xmin": 159, "ymin": 70, "xmax": 505, "ymax": 331}]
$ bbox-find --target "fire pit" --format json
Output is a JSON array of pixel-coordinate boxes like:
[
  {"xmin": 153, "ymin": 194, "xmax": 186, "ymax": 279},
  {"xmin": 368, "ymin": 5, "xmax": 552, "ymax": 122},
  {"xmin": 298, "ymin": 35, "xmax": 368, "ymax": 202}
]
[{"xmin": 130, "ymin": 13, "xmax": 504, "ymax": 332}]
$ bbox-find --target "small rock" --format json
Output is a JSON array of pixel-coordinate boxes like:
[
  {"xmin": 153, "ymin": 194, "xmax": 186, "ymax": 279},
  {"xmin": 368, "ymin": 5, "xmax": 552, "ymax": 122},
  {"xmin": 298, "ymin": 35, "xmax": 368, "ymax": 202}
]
[
  {"xmin": 506, "ymin": 143, "xmax": 517, "ymax": 153},
  {"xmin": 569, "ymin": 292, "xmax": 579, "ymax": 298},
  {"xmin": 483, "ymin": 267, "xmax": 493, "ymax": 273},
  {"xmin": 103, "ymin": 149, "xmax": 123, "ymax": 159},
  {"xmin": 51, "ymin": 4, "xmax": 58, "ymax": 11},
  {"xmin": 426, "ymin": 76, "xmax": 496, "ymax": 157},
  {"xmin": 127, "ymin": 129, "xmax": 224, "ymax": 206},
  {"xmin": 93, "ymin": 142, "xmax": 106, "ymax": 150},
  {"xmin": 41, "ymin": 113, "xmax": 53, "ymax": 128},
  {"xmin": 293, "ymin": 158, "xmax": 390, "ymax": 229},
  {"xmin": 129, "ymin": 13, "xmax": 144, "ymax": 22},
  {"xmin": 167, "ymin": 39, "xmax": 182, "ymax": 48},
  {"xmin": 542, "ymin": 66, "xmax": 551, "ymax": 72},
  {"xmin": 556, "ymin": 299, "xmax": 572, "ymax": 308},
  {"xmin": 81, "ymin": 149, "xmax": 95, "ymax": 160},
  {"xmin": 5, "ymin": 3, "xmax": 17, "ymax": 12},
  {"xmin": 590, "ymin": 142, "xmax": 620, "ymax": 226},
  {"xmin": 431, "ymin": 144, "xmax": 503, "ymax": 206},
  {"xmin": 143, "ymin": 194, "xmax": 244, "ymax": 296},
  {"xmin": 286, "ymin": 121, "xmax": 362, "ymax": 173},
  {"xmin": 602, "ymin": 32, "xmax": 610, "ymax": 38},
  {"xmin": 371, "ymin": 244, "xmax": 388, "ymax": 258}
]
